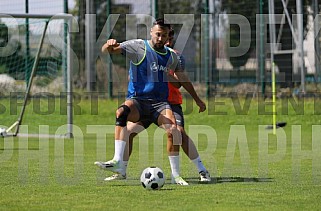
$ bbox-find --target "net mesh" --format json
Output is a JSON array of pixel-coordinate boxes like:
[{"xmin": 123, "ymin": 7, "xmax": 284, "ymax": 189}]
[
  {"xmin": 0, "ymin": 16, "xmax": 70, "ymax": 135},
  {"xmin": 0, "ymin": 18, "xmax": 66, "ymax": 95}
]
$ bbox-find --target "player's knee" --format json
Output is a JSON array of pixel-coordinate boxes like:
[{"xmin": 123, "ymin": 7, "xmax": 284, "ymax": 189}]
[
  {"xmin": 115, "ymin": 105, "xmax": 131, "ymax": 127},
  {"xmin": 164, "ymin": 123, "xmax": 176, "ymax": 135},
  {"xmin": 167, "ymin": 125, "xmax": 182, "ymax": 145}
]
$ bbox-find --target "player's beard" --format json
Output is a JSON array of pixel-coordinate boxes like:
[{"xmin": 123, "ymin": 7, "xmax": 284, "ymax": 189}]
[{"xmin": 152, "ymin": 40, "xmax": 164, "ymax": 50}]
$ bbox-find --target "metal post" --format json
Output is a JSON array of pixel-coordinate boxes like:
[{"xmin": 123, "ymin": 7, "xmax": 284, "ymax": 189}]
[
  {"xmin": 151, "ymin": 0, "xmax": 158, "ymax": 18},
  {"xmin": 64, "ymin": 0, "xmax": 68, "ymax": 13},
  {"xmin": 107, "ymin": 0, "xmax": 113, "ymax": 98},
  {"xmin": 67, "ymin": 17, "xmax": 73, "ymax": 138},
  {"xmin": 15, "ymin": 21, "xmax": 49, "ymax": 135},
  {"xmin": 63, "ymin": 0, "xmax": 68, "ymax": 90},
  {"xmin": 64, "ymin": 0, "xmax": 73, "ymax": 138},
  {"xmin": 86, "ymin": 0, "xmax": 96, "ymax": 91},
  {"xmin": 268, "ymin": 0, "xmax": 277, "ymax": 134},
  {"xmin": 296, "ymin": 0, "xmax": 305, "ymax": 93},
  {"xmin": 211, "ymin": 0, "xmax": 217, "ymax": 95},
  {"xmin": 25, "ymin": 0, "xmax": 30, "ymax": 86},
  {"xmin": 203, "ymin": 0, "xmax": 210, "ymax": 98},
  {"xmin": 259, "ymin": 0, "xmax": 266, "ymax": 96},
  {"xmin": 268, "ymin": 0, "xmax": 276, "ymax": 66},
  {"xmin": 313, "ymin": 0, "xmax": 320, "ymax": 83}
]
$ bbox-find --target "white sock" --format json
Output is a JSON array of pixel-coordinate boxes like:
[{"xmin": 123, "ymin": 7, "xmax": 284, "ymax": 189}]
[
  {"xmin": 191, "ymin": 156, "xmax": 206, "ymax": 173},
  {"xmin": 112, "ymin": 140, "xmax": 126, "ymax": 162},
  {"xmin": 168, "ymin": 156, "xmax": 180, "ymax": 178}
]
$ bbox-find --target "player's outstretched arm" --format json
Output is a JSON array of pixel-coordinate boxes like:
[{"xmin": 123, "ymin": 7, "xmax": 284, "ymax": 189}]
[
  {"xmin": 175, "ymin": 71, "xmax": 206, "ymax": 113},
  {"xmin": 102, "ymin": 39, "xmax": 122, "ymax": 54},
  {"xmin": 171, "ymin": 51, "xmax": 206, "ymax": 113},
  {"xmin": 167, "ymin": 73, "xmax": 181, "ymax": 88}
]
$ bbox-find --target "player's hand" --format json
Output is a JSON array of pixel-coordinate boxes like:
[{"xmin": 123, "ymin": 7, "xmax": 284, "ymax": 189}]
[
  {"xmin": 196, "ymin": 100, "xmax": 206, "ymax": 113},
  {"xmin": 106, "ymin": 39, "xmax": 119, "ymax": 46},
  {"xmin": 102, "ymin": 39, "xmax": 121, "ymax": 54},
  {"xmin": 106, "ymin": 39, "xmax": 120, "ymax": 49}
]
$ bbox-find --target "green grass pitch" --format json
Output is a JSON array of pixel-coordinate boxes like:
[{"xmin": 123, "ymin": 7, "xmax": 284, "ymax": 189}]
[{"xmin": 0, "ymin": 97, "xmax": 321, "ymax": 210}]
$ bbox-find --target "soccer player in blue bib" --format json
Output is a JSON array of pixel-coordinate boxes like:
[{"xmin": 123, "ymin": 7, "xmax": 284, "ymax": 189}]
[
  {"xmin": 103, "ymin": 28, "xmax": 211, "ymax": 185},
  {"xmin": 95, "ymin": 19, "xmax": 189, "ymax": 185}
]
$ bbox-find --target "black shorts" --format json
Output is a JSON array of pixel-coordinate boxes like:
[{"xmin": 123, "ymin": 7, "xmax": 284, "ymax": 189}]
[
  {"xmin": 138, "ymin": 103, "xmax": 184, "ymax": 129},
  {"xmin": 171, "ymin": 104, "xmax": 184, "ymax": 127},
  {"xmin": 130, "ymin": 98, "xmax": 171, "ymax": 128}
]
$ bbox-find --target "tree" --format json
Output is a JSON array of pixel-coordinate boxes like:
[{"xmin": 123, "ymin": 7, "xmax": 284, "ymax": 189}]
[
  {"xmin": 0, "ymin": 21, "xmax": 23, "ymax": 76},
  {"xmin": 0, "ymin": 21, "xmax": 8, "ymax": 47}
]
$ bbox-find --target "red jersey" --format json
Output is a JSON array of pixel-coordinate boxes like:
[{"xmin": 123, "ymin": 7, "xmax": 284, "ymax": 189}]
[
  {"xmin": 167, "ymin": 48, "xmax": 184, "ymax": 105},
  {"xmin": 167, "ymin": 70, "xmax": 183, "ymax": 105}
]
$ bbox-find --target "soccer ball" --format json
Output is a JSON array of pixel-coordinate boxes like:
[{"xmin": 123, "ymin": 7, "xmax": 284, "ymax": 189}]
[
  {"xmin": 140, "ymin": 167, "xmax": 165, "ymax": 190},
  {"xmin": 0, "ymin": 128, "xmax": 7, "ymax": 137}
]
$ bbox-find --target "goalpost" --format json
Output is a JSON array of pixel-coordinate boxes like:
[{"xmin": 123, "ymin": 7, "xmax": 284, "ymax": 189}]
[{"xmin": 0, "ymin": 13, "xmax": 73, "ymax": 138}]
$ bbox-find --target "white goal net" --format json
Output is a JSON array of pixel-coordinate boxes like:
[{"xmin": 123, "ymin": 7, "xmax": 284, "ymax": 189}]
[{"xmin": 0, "ymin": 13, "xmax": 73, "ymax": 138}]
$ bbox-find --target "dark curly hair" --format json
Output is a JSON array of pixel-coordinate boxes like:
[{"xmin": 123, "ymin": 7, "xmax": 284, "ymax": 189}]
[{"xmin": 153, "ymin": 18, "xmax": 171, "ymax": 30}]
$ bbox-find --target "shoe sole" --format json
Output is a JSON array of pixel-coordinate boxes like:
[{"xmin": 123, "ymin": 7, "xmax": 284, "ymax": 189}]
[
  {"xmin": 199, "ymin": 180, "xmax": 211, "ymax": 183},
  {"xmin": 104, "ymin": 176, "xmax": 126, "ymax": 181},
  {"xmin": 171, "ymin": 179, "xmax": 189, "ymax": 185},
  {"xmin": 94, "ymin": 162, "xmax": 123, "ymax": 174}
]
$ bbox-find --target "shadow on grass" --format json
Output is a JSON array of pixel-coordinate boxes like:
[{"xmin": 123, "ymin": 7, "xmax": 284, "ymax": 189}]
[
  {"xmin": 96, "ymin": 180, "xmax": 174, "ymax": 190},
  {"xmin": 186, "ymin": 176, "xmax": 274, "ymax": 185},
  {"xmin": 0, "ymin": 148, "xmax": 40, "ymax": 150},
  {"xmin": 96, "ymin": 177, "xmax": 273, "ymax": 189}
]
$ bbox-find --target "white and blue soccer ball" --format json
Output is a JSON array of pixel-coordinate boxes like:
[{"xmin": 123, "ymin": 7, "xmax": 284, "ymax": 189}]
[{"xmin": 140, "ymin": 167, "xmax": 165, "ymax": 190}]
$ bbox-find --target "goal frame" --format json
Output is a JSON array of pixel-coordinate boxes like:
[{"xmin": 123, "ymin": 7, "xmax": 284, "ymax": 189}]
[{"xmin": 0, "ymin": 13, "xmax": 74, "ymax": 138}]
